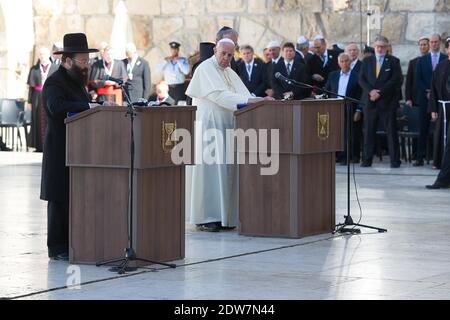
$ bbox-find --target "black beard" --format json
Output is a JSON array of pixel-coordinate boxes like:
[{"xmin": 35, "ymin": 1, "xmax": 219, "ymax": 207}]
[{"xmin": 67, "ymin": 64, "xmax": 89, "ymax": 87}]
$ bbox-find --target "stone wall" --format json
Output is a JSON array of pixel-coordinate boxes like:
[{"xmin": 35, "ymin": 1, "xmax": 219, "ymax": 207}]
[{"xmin": 28, "ymin": 0, "xmax": 450, "ymax": 85}]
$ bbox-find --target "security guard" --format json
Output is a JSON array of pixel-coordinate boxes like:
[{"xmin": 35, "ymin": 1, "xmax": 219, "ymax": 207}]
[{"xmin": 157, "ymin": 41, "xmax": 190, "ymax": 104}]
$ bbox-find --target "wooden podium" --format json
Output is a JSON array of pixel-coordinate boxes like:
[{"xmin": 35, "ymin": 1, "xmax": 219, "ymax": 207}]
[
  {"xmin": 235, "ymin": 99, "xmax": 344, "ymax": 238},
  {"xmin": 65, "ymin": 106, "xmax": 195, "ymax": 265}
]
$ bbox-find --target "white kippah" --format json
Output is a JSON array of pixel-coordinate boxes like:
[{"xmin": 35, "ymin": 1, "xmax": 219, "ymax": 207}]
[
  {"xmin": 314, "ymin": 35, "xmax": 325, "ymax": 41},
  {"xmin": 267, "ymin": 40, "xmax": 281, "ymax": 48},
  {"xmin": 297, "ymin": 36, "xmax": 308, "ymax": 45},
  {"xmin": 217, "ymin": 38, "xmax": 235, "ymax": 47}
]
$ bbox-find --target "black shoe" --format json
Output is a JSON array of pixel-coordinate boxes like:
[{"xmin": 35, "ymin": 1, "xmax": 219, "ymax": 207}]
[
  {"xmin": 49, "ymin": 252, "xmax": 69, "ymax": 261},
  {"xmin": 0, "ymin": 144, "xmax": 12, "ymax": 151},
  {"xmin": 426, "ymin": 182, "xmax": 450, "ymax": 189},
  {"xmin": 360, "ymin": 161, "xmax": 372, "ymax": 167},
  {"xmin": 390, "ymin": 162, "xmax": 401, "ymax": 168},
  {"xmin": 196, "ymin": 222, "xmax": 221, "ymax": 232},
  {"xmin": 413, "ymin": 160, "xmax": 424, "ymax": 167}
]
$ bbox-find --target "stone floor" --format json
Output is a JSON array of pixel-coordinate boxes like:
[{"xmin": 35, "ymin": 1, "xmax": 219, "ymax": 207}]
[{"xmin": 1, "ymin": 151, "xmax": 450, "ymax": 300}]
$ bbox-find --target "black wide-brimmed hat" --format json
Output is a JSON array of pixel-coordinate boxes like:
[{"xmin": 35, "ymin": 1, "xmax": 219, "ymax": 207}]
[{"xmin": 53, "ymin": 33, "xmax": 99, "ymax": 54}]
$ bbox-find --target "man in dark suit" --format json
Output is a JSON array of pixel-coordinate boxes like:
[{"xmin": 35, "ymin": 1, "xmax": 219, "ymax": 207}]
[
  {"xmin": 415, "ymin": 34, "xmax": 448, "ymax": 167},
  {"xmin": 238, "ymin": 45, "xmax": 268, "ymax": 97},
  {"xmin": 404, "ymin": 37, "xmax": 430, "ymax": 164},
  {"xmin": 123, "ymin": 43, "xmax": 151, "ymax": 103},
  {"xmin": 325, "ymin": 53, "xmax": 363, "ymax": 164},
  {"xmin": 308, "ymin": 35, "xmax": 340, "ymax": 90},
  {"xmin": 150, "ymin": 81, "xmax": 176, "ymax": 106},
  {"xmin": 295, "ymin": 36, "xmax": 314, "ymax": 65},
  {"xmin": 272, "ymin": 42, "xmax": 311, "ymax": 100},
  {"xmin": 89, "ymin": 45, "xmax": 128, "ymax": 104},
  {"xmin": 265, "ymin": 41, "xmax": 284, "ymax": 98},
  {"xmin": 359, "ymin": 35, "xmax": 403, "ymax": 168},
  {"xmin": 41, "ymin": 33, "xmax": 99, "ymax": 260}
]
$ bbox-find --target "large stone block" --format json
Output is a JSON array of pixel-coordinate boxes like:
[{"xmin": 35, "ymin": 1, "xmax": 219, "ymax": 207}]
[
  {"xmin": 248, "ymin": 0, "xmax": 268, "ymax": 14},
  {"xmin": 301, "ymin": 14, "xmax": 326, "ymax": 40},
  {"xmin": 34, "ymin": 17, "xmax": 52, "ymax": 45},
  {"xmin": 206, "ymin": 0, "xmax": 246, "ymax": 13},
  {"xmin": 238, "ymin": 18, "xmax": 267, "ymax": 49},
  {"xmin": 391, "ymin": 44, "xmax": 419, "ymax": 73},
  {"xmin": 325, "ymin": 0, "xmax": 352, "ymax": 11},
  {"xmin": 78, "ymin": 0, "xmax": 109, "ymax": 15},
  {"xmin": 406, "ymin": 13, "xmax": 446, "ymax": 42},
  {"xmin": 198, "ymin": 17, "xmax": 218, "ymax": 42},
  {"xmin": 390, "ymin": 0, "xmax": 437, "ymax": 11},
  {"xmin": 256, "ymin": 28, "xmax": 283, "ymax": 55},
  {"xmin": 121, "ymin": 0, "xmax": 161, "ymax": 16},
  {"xmin": 130, "ymin": 15, "xmax": 152, "ymax": 49},
  {"xmin": 143, "ymin": 47, "xmax": 165, "ymax": 84},
  {"xmin": 435, "ymin": 0, "xmax": 450, "ymax": 11},
  {"xmin": 217, "ymin": 16, "xmax": 235, "ymax": 30},
  {"xmin": 85, "ymin": 16, "xmax": 114, "ymax": 49},
  {"xmin": 272, "ymin": 0, "xmax": 323, "ymax": 12},
  {"xmin": 161, "ymin": 0, "xmax": 184, "ymax": 15},
  {"xmin": 381, "ymin": 14, "xmax": 407, "ymax": 44},
  {"xmin": 152, "ymin": 17, "xmax": 183, "ymax": 43},
  {"xmin": 185, "ymin": 0, "xmax": 206, "ymax": 16},
  {"xmin": 49, "ymin": 15, "xmax": 85, "ymax": 43},
  {"xmin": 321, "ymin": 12, "xmax": 367, "ymax": 43},
  {"xmin": 268, "ymin": 13, "xmax": 302, "ymax": 41}
]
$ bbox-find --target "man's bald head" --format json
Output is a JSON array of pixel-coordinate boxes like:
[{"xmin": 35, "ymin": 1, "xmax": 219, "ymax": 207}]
[{"xmin": 214, "ymin": 39, "xmax": 235, "ymax": 69}]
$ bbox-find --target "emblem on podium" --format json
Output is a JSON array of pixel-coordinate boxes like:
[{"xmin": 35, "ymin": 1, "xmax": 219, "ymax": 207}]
[
  {"xmin": 317, "ymin": 112, "xmax": 329, "ymax": 140},
  {"xmin": 162, "ymin": 121, "xmax": 177, "ymax": 152}
]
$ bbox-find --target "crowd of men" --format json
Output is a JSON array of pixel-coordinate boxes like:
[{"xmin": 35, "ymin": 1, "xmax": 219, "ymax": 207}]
[{"xmin": 22, "ymin": 31, "xmax": 450, "ymax": 178}]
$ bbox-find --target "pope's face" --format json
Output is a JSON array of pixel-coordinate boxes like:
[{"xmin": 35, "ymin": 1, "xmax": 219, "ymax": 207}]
[{"xmin": 215, "ymin": 43, "xmax": 234, "ymax": 68}]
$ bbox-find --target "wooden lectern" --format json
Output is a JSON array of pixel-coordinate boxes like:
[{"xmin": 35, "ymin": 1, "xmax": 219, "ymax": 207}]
[
  {"xmin": 65, "ymin": 106, "xmax": 195, "ymax": 265},
  {"xmin": 235, "ymin": 99, "xmax": 344, "ymax": 238}
]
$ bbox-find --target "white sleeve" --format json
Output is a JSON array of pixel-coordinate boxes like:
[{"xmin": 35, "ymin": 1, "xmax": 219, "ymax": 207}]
[{"xmin": 206, "ymin": 90, "xmax": 249, "ymax": 111}]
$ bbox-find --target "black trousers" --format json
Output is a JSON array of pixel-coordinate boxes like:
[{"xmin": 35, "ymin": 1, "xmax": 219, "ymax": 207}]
[
  {"xmin": 47, "ymin": 201, "xmax": 69, "ymax": 257},
  {"xmin": 363, "ymin": 106, "xmax": 400, "ymax": 165},
  {"xmin": 169, "ymin": 83, "xmax": 186, "ymax": 104},
  {"xmin": 436, "ymin": 124, "xmax": 450, "ymax": 184},
  {"xmin": 338, "ymin": 109, "xmax": 363, "ymax": 162},
  {"xmin": 416, "ymin": 106, "xmax": 431, "ymax": 161}
]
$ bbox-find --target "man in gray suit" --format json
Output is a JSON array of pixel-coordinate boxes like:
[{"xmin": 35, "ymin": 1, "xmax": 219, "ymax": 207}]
[{"xmin": 123, "ymin": 43, "xmax": 151, "ymax": 103}]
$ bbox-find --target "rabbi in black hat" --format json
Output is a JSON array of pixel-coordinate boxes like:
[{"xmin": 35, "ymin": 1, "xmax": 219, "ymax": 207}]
[
  {"xmin": 156, "ymin": 41, "xmax": 190, "ymax": 103},
  {"xmin": 41, "ymin": 33, "xmax": 98, "ymax": 260}
]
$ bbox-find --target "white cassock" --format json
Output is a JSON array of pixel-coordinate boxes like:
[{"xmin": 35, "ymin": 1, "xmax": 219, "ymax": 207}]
[{"xmin": 185, "ymin": 55, "xmax": 252, "ymax": 227}]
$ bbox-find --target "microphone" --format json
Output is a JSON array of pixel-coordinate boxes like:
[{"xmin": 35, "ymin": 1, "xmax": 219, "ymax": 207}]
[
  {"xmin": 103, "ymin": 75, "xmax": 125, "ymax": 85},
  {"xmin": 274, "ymin": 72, "xmax": 287, "ymax": 81},
  {"xmin": 132, "ymin": 98, "xmax": 149, "ymax": 107}
]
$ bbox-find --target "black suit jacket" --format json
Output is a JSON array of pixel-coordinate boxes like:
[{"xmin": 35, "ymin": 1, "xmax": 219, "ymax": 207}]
[
  {"xmin": 416, "ymin": 52, "xmax": 447, "ymax": 108},
  {"xmin": 238, "ymin": 58, "xmax": 268, "ymax": 96},
  {"xmin": 41, "ymin": 66, "xmax": 91, "ymax": 202},
  {"xmin": 272, "ymin": 59, "xmax": 311, "ymax": 100},
  {"xmin": 325, "ymin": 69, "xmax": 362, "ymax": 112},
  {"xmin": 307, "ymin": 49, "xmax": 340, "ymax": 88},
  {"xmin": 123, "ymin": 57, "xmax": 152, "ymax": 102},
  {"xmin": 405, "ymin": 57, "xmax": 419, "ymax": 105},
  {"xmin": 358, "ymin": 54, "xmax": 403, "ymax": 110}
]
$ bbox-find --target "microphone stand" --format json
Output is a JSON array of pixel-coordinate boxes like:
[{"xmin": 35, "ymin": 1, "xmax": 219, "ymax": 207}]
[
  {"xmin": 277, "ymin": 74, "xmax": 387, "ymax": 234},
  {"xmin": 96, "ymin": 82, "xmax": 177, "ymax": 274}
]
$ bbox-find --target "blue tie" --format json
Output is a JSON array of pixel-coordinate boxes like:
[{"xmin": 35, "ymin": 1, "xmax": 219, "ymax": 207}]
[{"xmin": 286, "ymin": 63, "xmax": 291, "ymax": 76}]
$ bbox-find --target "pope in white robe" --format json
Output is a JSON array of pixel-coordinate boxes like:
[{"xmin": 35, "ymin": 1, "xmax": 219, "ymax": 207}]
[{"xmin": 185, "ymin": 39, "xmax": 271, "ymax": 230}]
